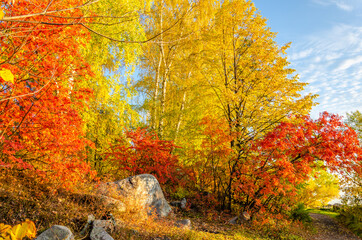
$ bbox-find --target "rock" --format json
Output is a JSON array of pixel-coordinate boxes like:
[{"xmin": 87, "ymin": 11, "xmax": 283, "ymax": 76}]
[
  {"xmin": 93, "ymin": 220, "xmax": 115, "ymax": 233},
  {"xmin": 88, "ymin": 214, "xmax": 96, "ymax": 222},
  {"xmin": 98, "ymin": 174, "xmax": 172, "ymax": 217},
  {"xmin": 180, "ymin": 198, "xmax": 187, "ymax": 209},
  {"xmin": 90, "ymin": 227, "xmax": 114, "ymax": 240},
  {"xmin": 170, "ymin": 198, "xmax": 187, "ymax": 210},
  {"xmin": 36, "ymin": 225, "xmax": 74, "ymax": 240},
  {"xmin": 99, "ymin": 195, "xmax": 126, "ymax": 212},
  {"xmin": 229, "ymin": 212, "xmax": 250, "ymax": 225},
  {"xmin": 80, "ymin": 214, "xmax": 96, "ymax": 236},
  {"xmin": 81, "ymin": 214, "xmax": 116, "ymax": 237},
  {"xmin": 175, "ymin": 219, "xmax": 191, "ymax": 229}
]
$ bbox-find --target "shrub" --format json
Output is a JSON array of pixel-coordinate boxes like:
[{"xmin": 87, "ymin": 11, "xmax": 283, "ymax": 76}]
[
  {"xmin": 338, "ymin": 206, "xmax": 362, "ymax": 237},
  {"xmin": 290, "ymin": 203, "xmax": 312, "ymax": 224},
  {"xmin": 106, "ymin": 128, "xmax": 193, "ymax": 193}
]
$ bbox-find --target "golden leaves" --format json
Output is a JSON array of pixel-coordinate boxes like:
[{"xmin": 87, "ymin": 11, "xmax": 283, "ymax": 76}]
[
  {"xmin": 0, "ymin": 220, "xmax": 36, "ymax": 240},
  {"xmin": 0, "ymin": 69, "xmax": 14, "ymax": 84}
]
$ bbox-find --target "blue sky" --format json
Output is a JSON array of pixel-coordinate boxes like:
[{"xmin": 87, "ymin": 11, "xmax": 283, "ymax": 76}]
[{"xmin": 252, "ymin": 0, "xmax": 362, "ymax": 119}]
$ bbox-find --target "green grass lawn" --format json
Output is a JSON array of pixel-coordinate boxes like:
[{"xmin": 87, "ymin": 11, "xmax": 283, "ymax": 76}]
[{"xmin": 307, "ymin": 208, "xmax": 340, "ymax": 218}]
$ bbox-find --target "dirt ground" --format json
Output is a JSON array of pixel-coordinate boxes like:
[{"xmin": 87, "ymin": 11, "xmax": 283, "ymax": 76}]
[{"xmin": 308, "ymin": 213, "xmax": 361, "ymax": 240}]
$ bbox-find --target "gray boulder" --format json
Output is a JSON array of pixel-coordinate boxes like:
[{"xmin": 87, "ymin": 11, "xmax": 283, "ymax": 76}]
[
  {"xmin": 80, "ymin": 215, "xmax": 116, "ymax": 240},
  {"xmin": 98, "ymin": 174, "xmax": 172, "ymax": 217},
  {"xmin": 35, "ymin": 225, "xmax": 74, "ymax": 240},
  {"xmin": 90, "ymin": 227, "xmax": 114, "ymax": 240}
]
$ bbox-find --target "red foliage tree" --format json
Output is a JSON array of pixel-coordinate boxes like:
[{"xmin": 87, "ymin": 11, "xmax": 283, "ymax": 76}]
[
  {"xmin": 106, "ymin": 128, "xmax": 191, "ymax": 187},
  {"xmin": 195, "ymin": 112, "xmax": 361, "ymax": 217},
  {"xmin": 233, "ymin": 112, "xmax": 361, "ymax": 215},
  {"xmin": 0, "ymin": 0, "xmax": 95, "ymax": 189},
  {"xmin": 192, "ymin": 116, "xmax": 234, "ymax": 204}
]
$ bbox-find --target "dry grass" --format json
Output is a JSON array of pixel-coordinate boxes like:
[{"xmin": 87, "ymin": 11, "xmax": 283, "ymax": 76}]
[
  {"xmin": 0, "ymin": 169, "xmax": 305, "ymax": 240},
  {"xmin": 0, "ymin": 168, "xmax": 111, "ymax": 236}
]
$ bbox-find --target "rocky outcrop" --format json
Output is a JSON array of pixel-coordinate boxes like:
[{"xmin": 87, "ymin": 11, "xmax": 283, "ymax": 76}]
[
  {"xmin": 98, "ymin": 174, "xmax": 172, "ymax": 217},
  {"xmin": 35, "ymin": 225, "xmax": 74, "ymax": 240}
]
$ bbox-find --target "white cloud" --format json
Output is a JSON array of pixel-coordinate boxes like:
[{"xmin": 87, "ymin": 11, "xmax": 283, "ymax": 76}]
[
  {"xmin": 312, "ymin": 0, "xmax": 356, "ymax": 11},
  {"xmin": 289, "ymin": 24, "xmax": 362, "ymax": 118},
  {"xmin": 335, "ymin": 55, "xmax": 362, "ymax": 71},
  {"xmin": 335, "ymin": 2, "xmax": 353, "ymax": 11},
  {"xmin": 289, "ymin": 49, "xmax": 313, "ymax": 61}
]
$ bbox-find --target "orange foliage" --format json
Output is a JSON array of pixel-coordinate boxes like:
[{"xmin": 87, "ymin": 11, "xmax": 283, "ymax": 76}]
[
  {"xmin": 195, "ymin": 113, "xmax": 361, "ymax": 217},
  {"xmin": 0, "ymin": 0, "xmax": 95, "ymax": 189},
  {"xmin": 233, "ymin": 112, "xmax": 361, "ymax": 214},
  {"xmin": 192, "ymin": 116, "xmax": 234, "ymax": 199},
  {"xmin": 106, "ymin": 128, "xmax": 192, "ymax": 188}
]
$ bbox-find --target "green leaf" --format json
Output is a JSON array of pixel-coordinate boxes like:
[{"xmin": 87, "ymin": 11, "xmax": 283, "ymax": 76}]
[{"xmin": 0, "ymin": 69, "xmax": 14, "ymax": 84}]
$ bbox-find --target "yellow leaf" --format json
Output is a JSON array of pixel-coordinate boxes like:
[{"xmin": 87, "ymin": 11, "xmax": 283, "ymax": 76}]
[
  {"xmin": 10, "ymin": 220, "xmax": 36, "ymax": 240},
  {"xmin": 0, "ymin": 69, "xmax": 14, "ymax": 84},
  {"xmin": 9, "ymin": 232, "xmax": 17, "ymax": 240},
  {"xmin": 0, "ymin": 223, "xmax": 11, "ymax": 234},
  {"xmin": 0, "ymin": 223, "xmax": 12, "ymax": 240},
  {"xmin": 0, "ymin": 10, "xmax": 4, "ymax": 20},
  {"xmin": 0, "ymin": 223, "xmax": 11, "ymax": 235}
]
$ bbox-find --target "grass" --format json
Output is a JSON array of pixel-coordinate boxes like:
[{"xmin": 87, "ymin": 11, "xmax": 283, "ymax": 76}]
[{"xmin": 307, "ymin": 208, "xmax": 340, "ymax": 218}]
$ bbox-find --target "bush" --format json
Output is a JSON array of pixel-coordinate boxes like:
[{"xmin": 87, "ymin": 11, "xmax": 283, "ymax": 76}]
[
  {"xmin": 290, "ymin": 203, "xmax": 312, "ymax": 224},
  {"xmin": 106, "ymin": 128, "xmax": 192, "ymax": 191},
  {"xmin": 338, "ymin": 206, "xmax": 362, "ymax": 237}
]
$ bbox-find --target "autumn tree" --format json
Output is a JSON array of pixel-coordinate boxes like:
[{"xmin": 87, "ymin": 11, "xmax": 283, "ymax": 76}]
[
  {"xmin": 138, "ymin": 0, "xmax": 219, "ymax": 146},
  {"xmin": 231, "ymin": 112, "xmax": 361, "ymax": 216},
  {"xmin": 105, "ymin": 128, "xmax": 191, "ymax": 190},
  {"xmin": 0, "ymin": 0, "xmax": 168, "ymax": 187},
  {"xmin": 191, "ymin": 0, "xmax": 315, "ymax": 210},
  {"xmin": 137, "ymin": 0, "xmax": 321, "ymax": 212},
  {"xmin": 342, "ymin": 110, "xmax": 362, "ymax": 206},
  {"xmin": 192, "ymin": 116, "xmax": 234, "ymax": 200},
  {"xmin": 78, "ymin": 0, "xmax": 148, "ymax": 175},
  {"xmin": 0, "ymin": 0, "xmax": 97, "ymax": 189},
  {"xmin": 345, "ymin": 110, "xmax": 362, "ymax": 142},
  {"xmin": 297, "ymin": 164, "xmax": 340, "ymax": 208}
]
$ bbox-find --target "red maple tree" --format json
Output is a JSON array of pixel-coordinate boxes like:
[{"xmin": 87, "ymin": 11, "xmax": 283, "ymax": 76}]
[
  {"xmin": 0, "ymin": 0, "xmax": 95, "ymax": 189},
  {"xmin": 106, "ymin": 128, "xmax": 191, "ymax": 188},
  {"xmin": 233, "ymin": 112, "xmax": 361, "ymax": 215}
]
